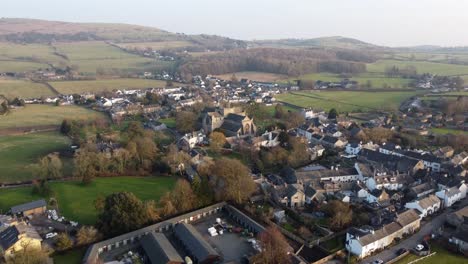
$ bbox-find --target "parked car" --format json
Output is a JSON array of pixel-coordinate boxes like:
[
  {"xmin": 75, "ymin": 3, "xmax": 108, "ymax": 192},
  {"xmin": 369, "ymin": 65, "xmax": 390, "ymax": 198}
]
[
  {"xmin": 372, "ymin": 260, "xmax": 384, "ymax": 264},
  {"xmin": 415, "ymin": 244, "xmax": 424, "ymax": 251},
  {"xmin": 45, "ymin": 232, "xmax": 58, "ymax": 239},
  {"xmin": 397, "ymin": 248, "xmax": 408, "ymax": 255}
]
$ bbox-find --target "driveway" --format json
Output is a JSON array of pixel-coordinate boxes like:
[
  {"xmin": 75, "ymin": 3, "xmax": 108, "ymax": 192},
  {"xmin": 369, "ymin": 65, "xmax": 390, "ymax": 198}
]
[{"xmin": 361, "ymin": 199, "xmax": 468, "ymax": 264}]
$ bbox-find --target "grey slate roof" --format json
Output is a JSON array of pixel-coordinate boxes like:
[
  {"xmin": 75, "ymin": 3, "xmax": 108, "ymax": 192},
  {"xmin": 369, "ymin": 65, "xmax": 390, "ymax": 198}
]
[
  {"xmin": 0, "ymin": 226, "xmax": 19, "ymax": 251},
  {"xmin": 140, "ymin": 233, "xmax": 183, "ymax": 264},
  {"xmin": 173, "ymin": 223, "xmax": 219, "ymax": 262},
  {"xmin": 10, "ymin": 199, "xmax": 46, "ymax": 214},
  {"xmin": 224, "ymin": 113, "xmax": 246, "ymax": 122}
]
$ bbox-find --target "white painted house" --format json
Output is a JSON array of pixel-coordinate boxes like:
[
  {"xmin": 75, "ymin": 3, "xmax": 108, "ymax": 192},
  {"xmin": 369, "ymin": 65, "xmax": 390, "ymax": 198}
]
[
  {"xmin": 404, "ymin": 194, "xmax": 441, "ymax": 218},
  {"xmin": 346, "ymin": 209, "xmax": 420, "ymax": 259}
]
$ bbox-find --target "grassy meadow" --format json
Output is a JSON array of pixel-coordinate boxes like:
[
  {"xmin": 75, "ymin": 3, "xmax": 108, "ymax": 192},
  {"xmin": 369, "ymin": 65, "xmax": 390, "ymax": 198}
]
[
  {"xmin": 275, "ymin": 91, "xmax": 419, "ymax": 112},
  {"xmin": 0, "ymin": 132, "xmax": 71, "ymax": 183},
  {"xmin": 49, "ymin": 78, "xmax": 170, "ymax": 94},
  {"xmin": 0, "ymin": 104, "xmax": 106, "ymax": 129},
  {"xmin": 291, "ymin": 72, "xmax": 412, "ymax": 89},
  {"xmin": 0, "ymin": 79, "xmax": 54, "ymax": 99},
  {"xmin": 393, "ymin": 243, "xmax": 467, "ymax": 264},
  {"xmin": 0, "ymin": 177, "xmax": 176, "ymax": 224},
  {"xmin": 367, "ymin": 59, "xmax": 468, "ymax": 76},
  {"xmin": 54, "ymin": 41, "xmax": 173, "ymax": 74},
  {"xmin": 216, "ymin": 71, "xmax": 288, "ymax": 82}
]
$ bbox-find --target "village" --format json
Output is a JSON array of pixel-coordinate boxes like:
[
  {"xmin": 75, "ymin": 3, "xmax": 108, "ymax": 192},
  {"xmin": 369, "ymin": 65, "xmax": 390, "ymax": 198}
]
[{"xmin": 1, "ymin": 68, "xmax": 467, "ymax": 264}]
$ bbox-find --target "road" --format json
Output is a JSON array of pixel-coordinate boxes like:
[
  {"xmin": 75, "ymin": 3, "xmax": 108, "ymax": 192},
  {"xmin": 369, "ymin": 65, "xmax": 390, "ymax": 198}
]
[{"xmin": 362, "ymin": 199, "xmax": 468, "ymax": 264}]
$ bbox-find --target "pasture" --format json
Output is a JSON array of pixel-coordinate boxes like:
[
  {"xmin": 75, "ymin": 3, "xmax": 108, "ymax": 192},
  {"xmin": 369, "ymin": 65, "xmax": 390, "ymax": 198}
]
[
  {"xmin": 49, "ymin": 78, "xmax": 170, "ymax": 94},
  {"xmin": 0, "ymin": 79, "xmax": 54, "ymax": 99},
  {"xmin": 122, "ymin": 41, "xmax": 194, "ymax": 50},
  {"xmin": 54, "ymin": 41, "xmax": 173, "ymax": 74},
  {"xmin": 431, "ymin": 128, "xmax": 468, "ymax": 135},
  {"xmin": 0, "ymin": 176, "xmax": 176, "ymax": 224},
  {"xmin": 216, "ymin": 71, "xmax": 288, "ymax": 82},
  {"xmin": 0, "ymin": 132, "xmax": 71, "ymax": 183},
  {"xmin": 0, "ymin": 104, "xmax": 107, "ymax": 130},
  {"xmin": 276, "ymin": 91, "xmax": 419, "ymax": 112},
  {"xmin": 367, "ymin": 59, "xmax": 468, "ymax": 76},
  {"xmin": 290, "ymin": 72, "xmax": 412, "ymax": 89}
]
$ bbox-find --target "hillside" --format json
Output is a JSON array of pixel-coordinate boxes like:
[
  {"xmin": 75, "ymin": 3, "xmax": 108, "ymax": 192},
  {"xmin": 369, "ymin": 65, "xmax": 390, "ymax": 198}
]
[
  {"xmin": 254, "ymin": 36, "xmax": 384, "ymax": 50},
  {"xmin": 0, "ymin": 18, "xmax": 246, "ymax": 50}
]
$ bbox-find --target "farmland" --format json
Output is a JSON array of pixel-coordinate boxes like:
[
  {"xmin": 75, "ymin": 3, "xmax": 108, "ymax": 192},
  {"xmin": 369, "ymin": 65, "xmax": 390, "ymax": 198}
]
[
  {"xmin": 0, "ymin": 79, "xmax": 54, "ymax": 99},
  {"xmin": 275, "ymin": 91, "xmax": 420, "ymax": 112},
  {"xmin": 53, "ymin": 41, "xmax": 173, "ymax": 75},
  {"xmin": 291, "ymin": 72, "xmax": 412, "ymax": 89},
  {"xmin": 367, "ymin": 59, "xmax": 468, "ymax": 76},
  {"xmin": 430, "ymin": 128, "xmax": 468, "ymax": 135},
  {"xmin": 0, "ymin": 104, "xmax": 107, "ymax": 130},
  {"xmin": 0, "ymin": 132, "xmax": 71, "ymax": 183},
  {"xmin": 121, "ymin": 41, "xmax": 194, "ymax": 50},
  {"xmin": 216, "ymin": 71, "xmax": 288, "ymax": 83},
  {"xmin": 49, "ymin": 78, "xmax": 171, "ymax": 94},
  {"xmin": 0, "ymin": 176, "xmax": 176, "ymax": 224}
]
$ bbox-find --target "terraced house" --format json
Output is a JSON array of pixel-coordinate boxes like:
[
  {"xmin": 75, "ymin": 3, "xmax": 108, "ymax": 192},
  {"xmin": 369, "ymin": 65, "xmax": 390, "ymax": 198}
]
[{"xmin": 345, "ymin": 209, "xmax": 421, "ymax": 259}]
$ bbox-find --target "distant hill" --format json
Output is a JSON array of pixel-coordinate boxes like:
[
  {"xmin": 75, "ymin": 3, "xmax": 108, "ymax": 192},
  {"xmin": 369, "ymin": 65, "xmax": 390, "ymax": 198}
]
[
  {"xmin": 0, "ymin": 18, "xmax": 246, "ymax": 50},
  {"xmin": 254, "ymin": 36, "xmax": 384, "ymax": 50}
]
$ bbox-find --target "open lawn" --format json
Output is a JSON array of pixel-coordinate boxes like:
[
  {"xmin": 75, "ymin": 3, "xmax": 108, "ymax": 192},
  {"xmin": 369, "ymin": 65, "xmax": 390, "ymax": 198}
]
[
  {"xmin": 394, "ymin": 243, "xmax": 467, "ymax": 264},
  {"xmin": 0, "ymin": 132, "xmax": 71, "ymax": 183},
  {"xmin": 216, "ymin": 71, "xmax": 288, "ymax": 83},
  {"xmin": 0, "ymin": 104, "xmax": 107, "ymax": 129},
  {"xmin": 275, "ymin": 91, "xmax": 419, "ymax": 112},
  {"xmin": 50, "ymin": 78, "xmax": 171, "ymax": 94},
  {"xmin": 368, "ymin": 59, "xmax": 468, "ymax": 76},
  {"xmin": 53, "ymin": 248, "xmax": 86, "ymax": 264},
  {"xmin": 0, "ymin": 79, "xmax": 54, "ymax": 99},
  {"xmin": 159, "ymin": 117, "xmax": 176, "ymax": 128},
  {"xmin": 0, "ymin": 176, "xmax": 176, "ymax": 224}
]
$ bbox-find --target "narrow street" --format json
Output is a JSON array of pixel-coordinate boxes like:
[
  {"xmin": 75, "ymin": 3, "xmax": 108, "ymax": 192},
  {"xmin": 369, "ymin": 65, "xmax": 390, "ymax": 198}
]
[{"xmin": 362, "ymin": 199, "xmax": 468, "ymax": 264}]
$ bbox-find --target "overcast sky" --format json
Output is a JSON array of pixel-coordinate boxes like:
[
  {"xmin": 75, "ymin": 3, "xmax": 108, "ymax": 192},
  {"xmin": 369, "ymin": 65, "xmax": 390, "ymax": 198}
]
[{"xmin": 3, "ymin": 0, "xmax": 468, "ymax": 47}]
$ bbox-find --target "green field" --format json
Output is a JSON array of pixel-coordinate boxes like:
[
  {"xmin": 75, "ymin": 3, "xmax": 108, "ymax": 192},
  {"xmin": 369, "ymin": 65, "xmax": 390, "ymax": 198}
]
[
  {"xmin": 292, "ymin": 72, "xmax": 412, "ymax": 89},
  {"xmin": 0, "ymin": 176, "xmax": 176, "ymax": 224},
  {"xmin": 0, "ymin": 104, "xmax": 107, "ymax": 129},
  {"xmin": 54, "ymin": 41, "xmax": 172, "ymax": 75},
  {"xmin": 53, "ymin": 248, "xmax": 86, "ymax": 264},
  {"xmin": 0, "ymin": 132, "xmax": 71, "ymax": 183},
  {"xmin": 368, "ymin": 59, "xmax": 468, "ymax": 76},
  {"xmin": 0, "ymin": 42, "xmax": 64, "ymax": 72},
  {"xmin": 0, "ymin": 79, "xmax": 54, "ymax": 99},
  {"xmin": 275, "ymin": 91, "xmax": 419, "ymax": 112},
  {"xmin": 431, "ymin": 128, "xmax": 468, "ymax": 135},
  {"xmin": 0, "ymin": 61, "xmax": 49, "ymax": 72},
  {"xmin": 159, "ymin": 117, "xmax": 176, "ymax": 128},
  {"xmin": 49, "ymin": 78, "xmax": 170, "ymax": 94},
  {"xmin": 394, "ymin": 243, "xmax": 466, "ymax": 264}
]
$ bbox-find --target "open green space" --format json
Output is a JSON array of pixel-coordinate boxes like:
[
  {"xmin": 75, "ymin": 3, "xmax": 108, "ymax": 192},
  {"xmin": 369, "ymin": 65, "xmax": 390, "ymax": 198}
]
[
  {"xmin": 0, "ymin": 132, "xmax": 71, "ymax": 183},
  {"xmin": 0, "ymin": 79, "xmax": 54, "ymax": 99},
  {"xmin": 0, "ymin": 104, "xmax": 107, "ymax": 129},
  {"xmin": 291, "ymin": 72, "xmax": 412, "ymax": 89},
  {"xmin": 0, "ymin": 60, "xmax": 49, "ymax": 72},
  {"xmin": 430, "ymin": 128, "xmax": 468, "ymax": 135},
  {"xmin": 394, "ymin": 243, "xmax": 466, "ymax": 264},
  {"xmin": 0, "ymin": 176, "xmax": 176, "ymax": 224},
  {"xmin": 50, "ymin": 78, "xmax": 171, "ymax": 94},
  {"xmin": 275, "ymin": 91, "xmax": 419, "ymax": 112},
  {"xmin": 53, "ymin": 248, "xmax": 86, "ymax": 264},
  {"xmin": 54, "ymin": 41, "xmax": 173, "ymax": 75},
  {"xmin": 159, "ymin": 117, "xmax": 176, "ymax": 128},
  {"xmin": 368, "ymin": 59, "xmax": 468, "ymax": 76}
]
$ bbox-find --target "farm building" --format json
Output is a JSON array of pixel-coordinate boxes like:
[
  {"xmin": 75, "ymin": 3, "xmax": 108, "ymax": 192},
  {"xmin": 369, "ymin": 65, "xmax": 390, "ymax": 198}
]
[{"xmin": 10, "ymin": 200, "xmax": 47, "ymax": 217}]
